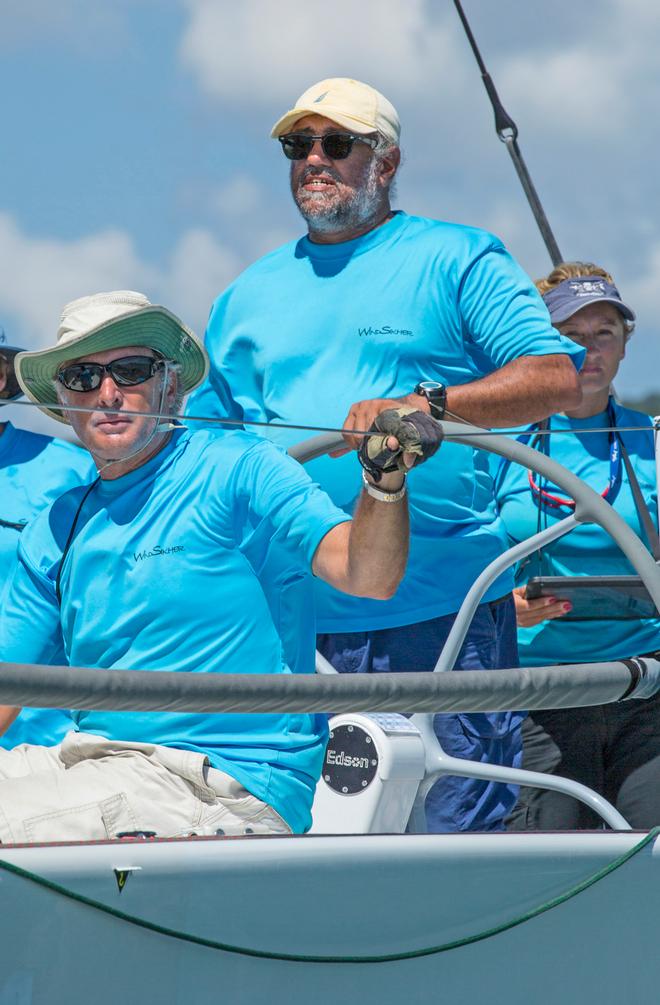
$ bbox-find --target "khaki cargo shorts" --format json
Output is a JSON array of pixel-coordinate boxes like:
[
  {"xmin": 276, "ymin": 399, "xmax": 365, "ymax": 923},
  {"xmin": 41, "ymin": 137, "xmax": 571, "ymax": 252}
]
[{"xmin": 0, "ymin": 732, "xmax": 291, "ymax": 844}]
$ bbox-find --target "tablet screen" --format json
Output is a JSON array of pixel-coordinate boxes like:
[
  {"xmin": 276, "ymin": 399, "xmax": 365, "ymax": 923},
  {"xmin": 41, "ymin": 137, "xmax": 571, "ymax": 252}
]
[{"xmin": 525, "ymin": 576, "xmax": 658, "ymax": 621}]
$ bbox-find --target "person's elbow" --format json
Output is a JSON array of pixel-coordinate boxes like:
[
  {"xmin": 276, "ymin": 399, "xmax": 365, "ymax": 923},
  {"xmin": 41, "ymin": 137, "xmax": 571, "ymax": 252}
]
[
  {"xmin": 350, "ymin": 546, "xmax": 407, "ymax": 600},
  {"xmin": 536, "ymin": 354, "xmax": 583, "ymax": 411},
  {"xmin": 359, "ymin": 575, "xmax": 401, "ymax": 601},
  {"xmin": 340, "ymin": 563, "xmax": 405, "ymax": 601}
]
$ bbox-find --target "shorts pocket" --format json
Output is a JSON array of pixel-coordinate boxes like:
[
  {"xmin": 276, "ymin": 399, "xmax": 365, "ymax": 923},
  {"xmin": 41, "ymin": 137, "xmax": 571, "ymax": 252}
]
[
  {"xmin": 24, "ymin": 792, "xmax": 137, "ymax": 843},
  {"xmin": 199, "ymin": 797, "xmax": 291, "ymax": 836}
]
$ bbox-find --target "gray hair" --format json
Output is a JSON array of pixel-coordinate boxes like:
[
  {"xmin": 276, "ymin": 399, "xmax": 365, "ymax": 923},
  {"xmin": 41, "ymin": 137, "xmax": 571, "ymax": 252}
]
[{"xmin": 373, "ymin": 135, "xmax": 401, "ymax": 200}]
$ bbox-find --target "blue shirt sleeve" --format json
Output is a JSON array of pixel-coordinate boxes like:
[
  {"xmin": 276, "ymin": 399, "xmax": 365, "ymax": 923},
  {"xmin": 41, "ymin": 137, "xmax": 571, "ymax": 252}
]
[
  {"xmin": 186, "ymin": 289, "xmax": 258, "ymax": 427},
  {"xmin": 458, "ymin": 243, "xmax": 585, "ymax": 372},
  {"xmin": 0, "ymin": 540, "xmax": 64, "ymax": 666},
  {"xmin": 224, "ymin": 439, "xmax": 351, "ymax": 571}
]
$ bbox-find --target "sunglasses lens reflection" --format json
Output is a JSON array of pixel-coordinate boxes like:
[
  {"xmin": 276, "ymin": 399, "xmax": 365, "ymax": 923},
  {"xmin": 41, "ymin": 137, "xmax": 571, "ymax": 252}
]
[
  {"xmin": 58, "ymin": 356, "xmax": 157, "ymax": 392},
  {"xmin": 281, "ymin": 136, "xmax": 312, "ymax": 160},
  {"xmin": 321, "ymin": 134, "xmax": 354, "ymax": 159},
  {"xmin": 280, "ymin": 133, "xmax": 356, "ymax": 161},
  {"xmin": 60, "ymin": 364, "xmax": 103, "ymax": 392},
  {"xmin": 111, "ymin": 358, "xmax": 156, "ymax": 385}
]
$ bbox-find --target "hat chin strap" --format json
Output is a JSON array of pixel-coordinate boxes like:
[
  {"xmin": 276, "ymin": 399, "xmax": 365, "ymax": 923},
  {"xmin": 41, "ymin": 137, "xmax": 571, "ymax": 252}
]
[{"xmin": 96, "ymin": 362, "xmax": 175, "ymax": 476}]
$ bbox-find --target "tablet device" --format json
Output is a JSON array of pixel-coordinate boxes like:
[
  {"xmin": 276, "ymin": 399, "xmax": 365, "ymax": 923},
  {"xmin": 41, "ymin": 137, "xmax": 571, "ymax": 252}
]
[{"xmin": 524, "ymin": 575, "xmax": 658, "ymax": 621}]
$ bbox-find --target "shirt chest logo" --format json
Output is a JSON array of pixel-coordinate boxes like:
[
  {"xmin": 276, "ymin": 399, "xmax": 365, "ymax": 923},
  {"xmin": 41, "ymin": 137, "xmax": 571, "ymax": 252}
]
[
  {"xmin": 133, "ymin": 543, "xmax": 185, "ymax": 563},
  {"xmin": 358, "ymin": 324, "xmax": 414, "ymax": 338}
]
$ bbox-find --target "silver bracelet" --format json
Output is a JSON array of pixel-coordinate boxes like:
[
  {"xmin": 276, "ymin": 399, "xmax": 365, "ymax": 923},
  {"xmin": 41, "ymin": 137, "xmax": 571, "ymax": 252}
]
[{"xmin": 362, "ymin": 471, "xmax": 407, "ymax": 503}]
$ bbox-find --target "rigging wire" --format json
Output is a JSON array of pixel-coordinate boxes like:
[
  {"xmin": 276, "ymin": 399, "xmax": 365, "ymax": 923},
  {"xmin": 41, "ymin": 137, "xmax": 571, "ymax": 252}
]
[
  {"xmin": 2, "ymin": 397, "xmax": 659, "ymax": 440},
  {"xmin": 452, "ymin": 0, "xmax": 563, "ymax": 266}
]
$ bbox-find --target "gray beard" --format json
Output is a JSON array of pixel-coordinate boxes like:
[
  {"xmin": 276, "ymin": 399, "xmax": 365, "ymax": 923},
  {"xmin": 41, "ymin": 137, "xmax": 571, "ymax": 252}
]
[{"xmin": 293, "ymin": 158, "xmax": 383, "ymax": 235}]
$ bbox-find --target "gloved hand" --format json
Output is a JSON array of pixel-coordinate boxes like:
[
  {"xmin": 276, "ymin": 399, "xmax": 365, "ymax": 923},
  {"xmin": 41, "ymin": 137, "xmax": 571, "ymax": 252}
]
[{"xmin": 358, "ymin": 406, "xmax": 443, "ymax": 483}]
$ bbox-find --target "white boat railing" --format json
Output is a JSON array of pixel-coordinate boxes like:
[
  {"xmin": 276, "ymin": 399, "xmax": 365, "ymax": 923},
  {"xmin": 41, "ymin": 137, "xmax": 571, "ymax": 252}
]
[{"xmin": 289, "ymin": 420, "xmax": 660, "ymax": 831}]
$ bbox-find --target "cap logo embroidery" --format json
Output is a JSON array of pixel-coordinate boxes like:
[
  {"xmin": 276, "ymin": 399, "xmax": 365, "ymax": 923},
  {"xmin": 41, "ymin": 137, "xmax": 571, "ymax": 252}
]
[
  {"xmin": 313, "ymin": 91, "xmax": 329, "ymax": 103},
  {"xmin": 569, "ymin": 280, "xmax": 607, "ymax": 298}
]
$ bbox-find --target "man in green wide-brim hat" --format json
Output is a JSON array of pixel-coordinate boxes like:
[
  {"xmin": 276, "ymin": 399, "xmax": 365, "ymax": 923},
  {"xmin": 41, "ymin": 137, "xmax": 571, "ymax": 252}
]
[{"xmin": 0, "ymin": 289, "xmax": 441, "ymax": 843}]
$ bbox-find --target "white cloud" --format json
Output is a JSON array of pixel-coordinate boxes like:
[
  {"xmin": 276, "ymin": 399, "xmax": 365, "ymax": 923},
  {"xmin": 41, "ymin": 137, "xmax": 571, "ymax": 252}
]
[
  {"xmin": 0, "ymin": 213, "xmax": 242, "ymax": 352},
  {"xmin": 500, "ymin": 48, "xmax": 626, "ymax": 132},
  {"xmin": 179, "ymin": 0, "xmax": 461, "ymax": 104},
  {"xmin": 165, "ymin": 227, "xmax": 243, "ymax": 328},
  {"xmin": 0, "ymin": 215, "xmax": 156, "ymax": 347},
  {"xmin": 496, "ymin": 1, "xmax": 660, "ymax": 138}
]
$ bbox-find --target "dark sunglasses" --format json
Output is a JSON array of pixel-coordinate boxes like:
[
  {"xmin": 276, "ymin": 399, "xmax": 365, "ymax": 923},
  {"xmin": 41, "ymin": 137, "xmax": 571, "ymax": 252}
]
[
  {"xmin": 57, "ymin": 355, "xmax": 165, "ymax": 393},
  {"xmin": 278, "ymin": 132, "xmax": 378, "ymax": 161}
]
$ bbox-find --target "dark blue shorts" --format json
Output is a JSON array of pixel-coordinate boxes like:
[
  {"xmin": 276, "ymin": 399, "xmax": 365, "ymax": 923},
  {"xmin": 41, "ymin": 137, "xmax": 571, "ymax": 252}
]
[{"xmin": 317, "ymin": 595, "xmax": 523, "ymax": 833}]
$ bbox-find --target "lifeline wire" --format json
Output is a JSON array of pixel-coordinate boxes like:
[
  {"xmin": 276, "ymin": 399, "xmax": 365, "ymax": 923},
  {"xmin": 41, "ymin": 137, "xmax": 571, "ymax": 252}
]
[
  {"xmin": 2, "ymin": 398, "xmax": 659, "ymax": 440},
  {"xmin": 0, "ymin": 827, "xmax": 656, "ymax": 964}
]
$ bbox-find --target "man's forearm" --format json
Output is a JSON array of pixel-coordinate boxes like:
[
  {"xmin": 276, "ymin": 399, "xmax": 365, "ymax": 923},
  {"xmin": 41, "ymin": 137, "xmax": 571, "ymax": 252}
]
[
  {"xmin": 434, "ymin": 354, "xmax": 582, "ymax": 428},
  {"xmin": 338, "ymin": 354, "xmax": 582, "ymax": 452},
  {"xmin": 0, "ymin": 707, "xmax": 19, "ymax": 736},
  {"xmin": 346, "ymin": 475, "xmax": 409, "ymax": 599},
  {"xmin": 313, "ymin": 471, "xmax": 409, "ymax": 600}
]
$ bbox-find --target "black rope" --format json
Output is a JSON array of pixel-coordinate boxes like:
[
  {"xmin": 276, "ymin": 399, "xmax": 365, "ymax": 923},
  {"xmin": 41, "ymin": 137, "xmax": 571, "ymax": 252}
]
[
  {"xmin": 452, "ymin": 0, "xmax": 563, "ymax": 266},
  {"xmin": 55, "ymin": 477, "xmax": 100, "ymax": 606}
]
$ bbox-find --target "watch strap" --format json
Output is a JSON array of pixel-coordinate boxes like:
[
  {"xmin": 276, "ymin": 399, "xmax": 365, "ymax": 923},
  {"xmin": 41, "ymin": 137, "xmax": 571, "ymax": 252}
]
[{"xmin": 362, "ymin": 471, "xmax": 407, "ymax": 502}]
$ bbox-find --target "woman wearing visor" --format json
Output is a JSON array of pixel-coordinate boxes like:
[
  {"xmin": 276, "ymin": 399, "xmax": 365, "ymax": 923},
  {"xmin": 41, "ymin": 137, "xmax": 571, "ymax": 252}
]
[
  {"xmin": 0, "ymin": 334, "xmax": 95, "ymax": 748},
  {"xmin": 493, "ymin": 263, "xmax": 660, "ymax": 829}
]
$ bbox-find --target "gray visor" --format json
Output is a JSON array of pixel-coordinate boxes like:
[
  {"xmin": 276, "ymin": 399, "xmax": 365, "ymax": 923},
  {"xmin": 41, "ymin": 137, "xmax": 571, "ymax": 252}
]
[{"xmin": 543, "ymin": 277, "xmax": 635, "ymax": 324}]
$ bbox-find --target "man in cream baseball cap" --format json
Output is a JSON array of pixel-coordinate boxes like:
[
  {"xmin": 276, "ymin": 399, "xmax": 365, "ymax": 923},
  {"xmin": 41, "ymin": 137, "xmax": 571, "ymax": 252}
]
[
  {"xmin": 190, "ymin": 75, "xmax": 584, "ymax": 836},
  {"xmin": 269, "ymin": 76, "xmax": 401, "ymax": 243}
]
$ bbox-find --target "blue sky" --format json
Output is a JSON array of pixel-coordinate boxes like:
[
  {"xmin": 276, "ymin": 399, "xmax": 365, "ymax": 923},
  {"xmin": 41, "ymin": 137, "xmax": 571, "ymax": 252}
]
[{"xmin": 2, "ymin": 0, "xmax": 659, "ymax": 436}]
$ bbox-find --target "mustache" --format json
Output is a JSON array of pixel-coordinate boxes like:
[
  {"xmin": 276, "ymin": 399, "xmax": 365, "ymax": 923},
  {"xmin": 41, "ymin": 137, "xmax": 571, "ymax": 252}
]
[{"xmin": 297, "ymin": 166, "xmax": 344, "ymax": 186}]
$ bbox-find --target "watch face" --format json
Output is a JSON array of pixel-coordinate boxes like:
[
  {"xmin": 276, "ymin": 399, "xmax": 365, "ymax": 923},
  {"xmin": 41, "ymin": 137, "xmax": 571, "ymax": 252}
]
[{"xmin": 414, "ymin": 381, "xmax": 446, "ymax": 419}]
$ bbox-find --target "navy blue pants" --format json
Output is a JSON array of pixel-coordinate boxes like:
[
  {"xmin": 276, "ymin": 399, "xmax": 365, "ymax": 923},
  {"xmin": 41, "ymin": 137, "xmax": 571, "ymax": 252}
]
[{"xmin": 317, "ymin": 595, "xmax": 523, "ymax": 833}]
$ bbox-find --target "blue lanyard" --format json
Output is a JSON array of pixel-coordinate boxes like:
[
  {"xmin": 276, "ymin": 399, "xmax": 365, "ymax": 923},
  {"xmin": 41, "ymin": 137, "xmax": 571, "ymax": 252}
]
[{"xmin": 528, "ymin": 401, "xmax": 621, "ymax": 510}]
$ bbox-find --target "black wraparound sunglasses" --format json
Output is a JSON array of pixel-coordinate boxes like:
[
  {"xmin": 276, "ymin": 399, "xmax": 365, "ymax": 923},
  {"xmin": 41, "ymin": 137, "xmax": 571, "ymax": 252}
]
[
  {"xmin": 278, "ymin": 132, "xmax": 378, "ymax": 161},
  {"xmin": 57, "ymin": 355, "xmax": 166, "ymax": 393}
]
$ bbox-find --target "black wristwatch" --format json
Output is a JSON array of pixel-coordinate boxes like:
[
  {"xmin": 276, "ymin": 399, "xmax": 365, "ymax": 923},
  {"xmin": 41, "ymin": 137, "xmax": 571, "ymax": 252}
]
[{"xmin": 414, "ymin": 380, "xmax": 446, "ymax": 420}]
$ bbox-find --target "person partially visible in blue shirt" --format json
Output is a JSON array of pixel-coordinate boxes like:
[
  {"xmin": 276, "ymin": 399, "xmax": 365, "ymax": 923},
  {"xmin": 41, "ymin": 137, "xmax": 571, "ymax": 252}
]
[
  {"xmin": 0, "ymin": 289, "xmax": 438, "ymax": 844},
  {"xmin": 493, "ymin": 262, "xmax": 660, "ymax": 829},
  {"xmin": 188, "ymin": 76, "xmax": 585, "ymax": 833},
  {"xmin": 0, "ymin": 337, "xmax": 95, "ymax": 750}
]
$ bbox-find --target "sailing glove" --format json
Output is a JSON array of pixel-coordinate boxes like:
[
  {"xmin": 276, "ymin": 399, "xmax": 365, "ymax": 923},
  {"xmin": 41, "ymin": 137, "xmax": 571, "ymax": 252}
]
[{"xmin": 358, "ymin": 406, "xmax": 443, "ymax": 483}]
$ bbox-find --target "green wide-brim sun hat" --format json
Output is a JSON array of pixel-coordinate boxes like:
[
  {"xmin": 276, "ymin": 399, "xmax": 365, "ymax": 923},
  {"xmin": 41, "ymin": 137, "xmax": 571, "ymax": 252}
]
[{"xmin": 15, "ymin": 290, "xmax": 209, "ymax": 424}]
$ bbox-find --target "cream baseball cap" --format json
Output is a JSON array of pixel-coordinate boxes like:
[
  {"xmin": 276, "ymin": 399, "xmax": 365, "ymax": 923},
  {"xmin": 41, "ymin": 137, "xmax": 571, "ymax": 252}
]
[{"xmin": 271, "ymin": 77, "xmax": 400, "ymax": 144}]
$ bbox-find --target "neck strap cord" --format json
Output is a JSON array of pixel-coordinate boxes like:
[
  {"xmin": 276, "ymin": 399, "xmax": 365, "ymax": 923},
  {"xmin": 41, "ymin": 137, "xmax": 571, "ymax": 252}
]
[{"xmin": 527, "ymin": 399, "xmax": 660, "ymax": 562}]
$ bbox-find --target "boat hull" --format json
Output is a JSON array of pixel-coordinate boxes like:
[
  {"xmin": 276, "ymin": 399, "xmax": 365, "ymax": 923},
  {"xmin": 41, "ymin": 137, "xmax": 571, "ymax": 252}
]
[{"xmin": 0, "ymin": 831, "xmax": 655, "ymax": 1004}]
